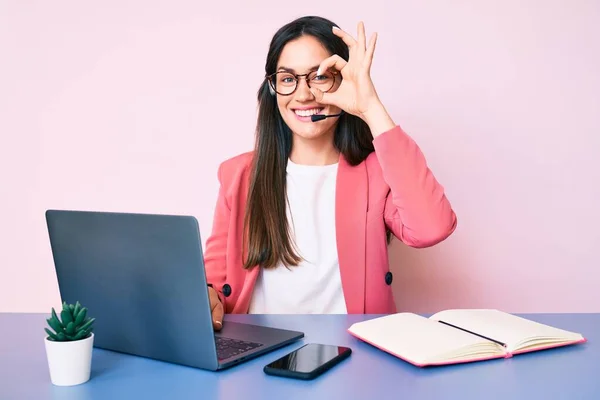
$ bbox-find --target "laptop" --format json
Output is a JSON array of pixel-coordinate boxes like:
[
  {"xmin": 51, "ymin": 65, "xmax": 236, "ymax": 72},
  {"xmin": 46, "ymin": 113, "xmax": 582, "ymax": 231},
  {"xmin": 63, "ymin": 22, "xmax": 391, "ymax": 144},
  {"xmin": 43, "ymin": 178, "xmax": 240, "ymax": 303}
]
[{"xmin": 45, "ymin": 209, "xmax": 304, "ymax": 371}]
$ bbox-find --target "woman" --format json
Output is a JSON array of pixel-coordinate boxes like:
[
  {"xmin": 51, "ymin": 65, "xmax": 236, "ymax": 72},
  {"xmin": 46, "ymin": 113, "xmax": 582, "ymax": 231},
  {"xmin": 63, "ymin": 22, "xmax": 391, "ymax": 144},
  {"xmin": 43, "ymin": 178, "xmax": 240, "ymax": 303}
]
[{"xmin": 204, "ymin": 16, "xmax": 457, "ymax": 330}]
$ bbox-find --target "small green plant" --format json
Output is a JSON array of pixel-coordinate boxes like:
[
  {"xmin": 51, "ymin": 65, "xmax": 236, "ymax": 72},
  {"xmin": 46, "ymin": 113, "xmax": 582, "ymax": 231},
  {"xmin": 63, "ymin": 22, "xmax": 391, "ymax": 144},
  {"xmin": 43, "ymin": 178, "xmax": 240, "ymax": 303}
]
[{"xmin": 45, "ymin": 301, "xmax": 95, "ymax": 342}]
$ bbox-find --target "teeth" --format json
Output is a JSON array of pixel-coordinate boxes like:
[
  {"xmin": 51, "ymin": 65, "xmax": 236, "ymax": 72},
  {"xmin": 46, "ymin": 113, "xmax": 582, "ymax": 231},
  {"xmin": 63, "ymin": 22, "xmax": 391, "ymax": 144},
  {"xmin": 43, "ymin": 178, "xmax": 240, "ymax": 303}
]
[{"xmin": 294, "ymin": 108, "xmax": 323, "ymax": 117}]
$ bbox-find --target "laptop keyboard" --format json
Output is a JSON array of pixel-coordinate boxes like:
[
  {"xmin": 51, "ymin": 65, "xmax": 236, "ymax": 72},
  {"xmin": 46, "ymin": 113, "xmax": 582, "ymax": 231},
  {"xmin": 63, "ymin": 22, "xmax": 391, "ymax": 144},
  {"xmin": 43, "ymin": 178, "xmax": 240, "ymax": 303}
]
[{"xmin": 215, "ymin": 337, "xmax": 263, "ymax": 360}]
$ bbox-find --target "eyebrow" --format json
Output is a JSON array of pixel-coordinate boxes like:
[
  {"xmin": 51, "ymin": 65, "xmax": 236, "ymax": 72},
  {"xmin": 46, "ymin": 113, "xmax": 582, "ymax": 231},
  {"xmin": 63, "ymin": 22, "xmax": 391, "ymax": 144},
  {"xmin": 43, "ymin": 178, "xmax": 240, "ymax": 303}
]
[{"xmin": 277, "ymin": 65, "xmax": 320, "ymax": 73}]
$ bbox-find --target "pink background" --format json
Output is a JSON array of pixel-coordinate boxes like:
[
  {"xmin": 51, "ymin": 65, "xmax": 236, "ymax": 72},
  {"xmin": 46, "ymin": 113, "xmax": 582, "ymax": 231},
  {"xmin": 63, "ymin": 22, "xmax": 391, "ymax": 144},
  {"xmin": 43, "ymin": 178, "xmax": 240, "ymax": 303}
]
[{"xmin": 1, "ymin": 1, "xmax": 599, "ymax": 313}]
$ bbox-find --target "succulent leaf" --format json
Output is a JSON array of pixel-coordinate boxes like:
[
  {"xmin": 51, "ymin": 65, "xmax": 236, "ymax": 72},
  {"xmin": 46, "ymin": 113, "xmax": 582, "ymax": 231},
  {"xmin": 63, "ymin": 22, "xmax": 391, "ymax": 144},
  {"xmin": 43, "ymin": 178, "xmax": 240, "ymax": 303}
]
[
  {"xmin": 45, "ymin": 328, "xmax": 59, "ymax": 341},
  {"xmin": 78, "ymin": 318, "xmax": 95, "ymax": 333},
  {"xmin": 74, "ymin": 308, "xmax": 87, "ymax": 326},
  {"xmin": 65, "ymin": 321, "xmax": 75, "ymax": 335},
  {"xmin": 50, "ymin": 308, "xmax": 63, "ymax": 329},
  {"xmin": 47, "ymin": 316, "xmax": 63, "ymax": 334},
  {"xmin": 61, "ymin": 308, "xmax": 73, "ymax": 326},
  {"xmin": 73, "ymin": 301, "xmax": 81, "ymax": 317},
  {"xmin": 72, "ymin": 329, "xmax": 89, "ymax": 341}
]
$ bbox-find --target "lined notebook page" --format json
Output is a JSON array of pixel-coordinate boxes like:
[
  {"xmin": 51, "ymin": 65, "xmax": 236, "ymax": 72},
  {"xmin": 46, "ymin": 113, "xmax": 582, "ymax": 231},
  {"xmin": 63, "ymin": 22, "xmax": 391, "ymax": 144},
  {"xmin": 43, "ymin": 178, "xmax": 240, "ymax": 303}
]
[
  {"xmin": 430, "ymin": 309, "xmax": 584, "ymax": 352},
  {"xmin": 348, "ymin": 313, "xmax": 501, "ymax": 365}
]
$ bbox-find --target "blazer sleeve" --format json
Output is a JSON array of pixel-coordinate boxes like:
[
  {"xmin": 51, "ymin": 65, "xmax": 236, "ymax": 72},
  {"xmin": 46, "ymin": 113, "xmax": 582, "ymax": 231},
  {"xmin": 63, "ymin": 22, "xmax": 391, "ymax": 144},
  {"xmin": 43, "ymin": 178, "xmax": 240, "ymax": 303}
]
[
  {"xmin": 203, "ymin": 162, "xmax": 230, "ymax": 309},
  {"xmin": 373, "ymin": 125, "xmax": 457, "ymax": 248}
]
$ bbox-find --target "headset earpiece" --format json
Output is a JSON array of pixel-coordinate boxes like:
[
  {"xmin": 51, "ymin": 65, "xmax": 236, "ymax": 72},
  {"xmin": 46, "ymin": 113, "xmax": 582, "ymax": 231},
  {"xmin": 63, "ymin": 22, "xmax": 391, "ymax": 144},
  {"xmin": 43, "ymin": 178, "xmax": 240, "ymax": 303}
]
[{"xmin": 268, "ymin": 84, "xmax": 275, "ymax": 96}]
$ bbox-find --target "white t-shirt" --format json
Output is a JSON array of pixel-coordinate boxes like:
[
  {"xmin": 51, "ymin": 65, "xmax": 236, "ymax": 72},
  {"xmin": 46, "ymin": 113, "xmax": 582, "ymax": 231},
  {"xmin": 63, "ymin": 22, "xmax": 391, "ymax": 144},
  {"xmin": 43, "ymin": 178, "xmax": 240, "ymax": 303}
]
[{"xmin": 247, "ymin": 158, "xmax": 348, "ymax": 314}]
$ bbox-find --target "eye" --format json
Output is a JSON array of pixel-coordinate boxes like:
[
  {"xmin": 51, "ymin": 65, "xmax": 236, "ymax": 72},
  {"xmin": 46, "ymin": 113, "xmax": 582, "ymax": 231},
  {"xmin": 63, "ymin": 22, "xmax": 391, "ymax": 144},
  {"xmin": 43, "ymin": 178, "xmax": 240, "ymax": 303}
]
[
  {"xmin": 312, "ymin": 73, "xmax": 333, "ymax": 82},
  {"xmin": 277, "ymin": 73, "xmax": 296, "ymax": 86},
  {"xmin": 310, "ymin": 71, "xmax": 333, "ymax": 82}
]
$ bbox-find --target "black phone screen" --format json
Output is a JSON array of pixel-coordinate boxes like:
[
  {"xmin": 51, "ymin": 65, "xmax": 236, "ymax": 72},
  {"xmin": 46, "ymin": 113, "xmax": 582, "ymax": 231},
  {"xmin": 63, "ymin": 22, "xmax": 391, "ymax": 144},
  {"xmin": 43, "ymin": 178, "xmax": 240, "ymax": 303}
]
[{"xmin": 264, "ymin": 343, "xmax": 351, "ymax": 379}]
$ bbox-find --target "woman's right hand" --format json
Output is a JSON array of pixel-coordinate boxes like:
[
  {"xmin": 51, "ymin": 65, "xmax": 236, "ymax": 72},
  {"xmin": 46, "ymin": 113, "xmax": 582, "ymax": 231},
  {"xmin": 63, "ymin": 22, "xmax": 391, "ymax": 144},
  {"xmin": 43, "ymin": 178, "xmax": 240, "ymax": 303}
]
[{"xmin": 208, "ymin": 286, "xmax": 224, "ymax": 331}]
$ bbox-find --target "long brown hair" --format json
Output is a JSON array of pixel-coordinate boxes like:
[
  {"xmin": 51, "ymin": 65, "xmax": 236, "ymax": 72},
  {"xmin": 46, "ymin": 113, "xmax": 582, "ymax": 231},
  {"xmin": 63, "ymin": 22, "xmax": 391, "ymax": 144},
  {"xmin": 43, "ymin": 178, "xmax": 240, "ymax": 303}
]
[{"xmin": 243, "ymin": 16, "xmax": 376, "ymax": 270}]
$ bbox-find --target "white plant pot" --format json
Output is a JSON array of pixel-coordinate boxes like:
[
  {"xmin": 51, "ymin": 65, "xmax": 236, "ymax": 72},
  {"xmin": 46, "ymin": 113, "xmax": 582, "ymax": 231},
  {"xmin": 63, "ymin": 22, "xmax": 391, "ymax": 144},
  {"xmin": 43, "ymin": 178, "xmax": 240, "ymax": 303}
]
[{"xmin": 44, "ymin": 333, "xmax": 94, "ymax": 386}]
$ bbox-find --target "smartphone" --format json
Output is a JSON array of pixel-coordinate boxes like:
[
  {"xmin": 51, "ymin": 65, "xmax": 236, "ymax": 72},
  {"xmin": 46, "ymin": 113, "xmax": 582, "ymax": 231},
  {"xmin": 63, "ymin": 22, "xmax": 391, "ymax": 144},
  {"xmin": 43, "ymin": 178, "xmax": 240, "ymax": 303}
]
[{"xmin": 263, "ymin": 343, "xmax": 352, "ymax": 380}]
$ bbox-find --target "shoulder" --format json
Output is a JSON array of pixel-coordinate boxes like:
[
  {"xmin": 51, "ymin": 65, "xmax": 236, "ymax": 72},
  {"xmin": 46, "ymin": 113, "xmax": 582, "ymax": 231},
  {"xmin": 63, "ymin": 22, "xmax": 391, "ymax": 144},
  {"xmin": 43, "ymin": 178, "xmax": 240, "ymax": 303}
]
[{"xmin": 216, "ymin": 151, "xmax": 254, "ymax": 186}]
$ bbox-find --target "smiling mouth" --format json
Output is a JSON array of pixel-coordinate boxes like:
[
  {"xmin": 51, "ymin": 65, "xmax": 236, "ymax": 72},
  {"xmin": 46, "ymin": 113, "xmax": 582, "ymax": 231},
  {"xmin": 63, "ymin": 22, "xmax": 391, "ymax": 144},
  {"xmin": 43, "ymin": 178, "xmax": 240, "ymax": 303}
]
[{"xmin": 293, "ymin": 108, "xmax": 324, "ymax": 117}]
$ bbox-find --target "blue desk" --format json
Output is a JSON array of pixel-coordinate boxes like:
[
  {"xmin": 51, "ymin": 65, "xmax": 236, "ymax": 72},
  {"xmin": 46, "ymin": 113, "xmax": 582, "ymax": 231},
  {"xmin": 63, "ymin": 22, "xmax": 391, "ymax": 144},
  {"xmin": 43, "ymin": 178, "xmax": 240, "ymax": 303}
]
[{"xmin": 1, "ymin": 313, "xmax": 597, "ymax": 399}]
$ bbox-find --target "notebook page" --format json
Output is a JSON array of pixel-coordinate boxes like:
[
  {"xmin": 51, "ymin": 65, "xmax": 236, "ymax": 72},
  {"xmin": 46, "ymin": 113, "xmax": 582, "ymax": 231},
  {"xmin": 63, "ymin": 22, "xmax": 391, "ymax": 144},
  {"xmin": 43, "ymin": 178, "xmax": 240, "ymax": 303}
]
[
  {"xmin": 348, "ymin": 313, "xmax": 502, "ymax": 365},
  {"xmin": 430, "ymin": 309, "xmax": 584, "ymax": 352}
]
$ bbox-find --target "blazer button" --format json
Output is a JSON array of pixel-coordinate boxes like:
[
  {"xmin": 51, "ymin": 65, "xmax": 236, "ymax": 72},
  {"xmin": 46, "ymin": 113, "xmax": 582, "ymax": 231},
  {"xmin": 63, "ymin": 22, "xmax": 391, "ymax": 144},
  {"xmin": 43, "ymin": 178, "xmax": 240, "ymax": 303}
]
[
  {"xmin": 385, "ymin": 272, "xmax": 393, "ymax": 285},
  {"xmin": 222, "ymin": 284, "xmax": 232, "ymax": 297}
]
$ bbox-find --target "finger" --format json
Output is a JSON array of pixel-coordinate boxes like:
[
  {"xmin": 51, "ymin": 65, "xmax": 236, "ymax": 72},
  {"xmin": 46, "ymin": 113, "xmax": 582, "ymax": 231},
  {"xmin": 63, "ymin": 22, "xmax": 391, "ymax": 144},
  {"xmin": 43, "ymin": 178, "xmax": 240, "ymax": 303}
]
[
  {"xmin": 310, "ymin": 87, "xmax": 338, "ymax": 107},
  {"xmin": 208, "ymin": 288, "xmax": 224, "ymax": 331},
  {"xmin": 317, "ymin": 54, "xmax": 347, "ymax": 76},
  {"xmin": 332, "ymin": 26, "xmax": 357, "ymax": 49},
  {"xmin": 357, "ymin": 21, "xmax": 366, "ymax": 54},
  {"xmin": 363, "ymin": 32, "xmax": 378, "ymax": 72},
  {"xmin": 212, "ymin": 301, "xmax": 224, "ymax": 331},
  {"xmin": 310, "ymin": 87, "xmax": 325, "ymax": 103}
]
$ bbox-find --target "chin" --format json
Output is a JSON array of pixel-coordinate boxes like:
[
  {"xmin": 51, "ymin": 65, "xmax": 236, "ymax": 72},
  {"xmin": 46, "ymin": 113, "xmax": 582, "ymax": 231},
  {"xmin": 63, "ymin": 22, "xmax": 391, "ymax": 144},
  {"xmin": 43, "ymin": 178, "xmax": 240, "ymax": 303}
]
[{"xmin": 286, "ymin": 120, "xmax": 335, "ymax": 140}]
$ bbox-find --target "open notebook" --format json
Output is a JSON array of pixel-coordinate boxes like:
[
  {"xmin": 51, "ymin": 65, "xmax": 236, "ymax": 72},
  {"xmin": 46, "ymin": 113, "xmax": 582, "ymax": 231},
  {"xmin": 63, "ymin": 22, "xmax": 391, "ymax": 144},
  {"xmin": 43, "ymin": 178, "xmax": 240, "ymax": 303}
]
[{"xmin": 347, "ymin": 309, "xmax": 586, "ymax": 367}]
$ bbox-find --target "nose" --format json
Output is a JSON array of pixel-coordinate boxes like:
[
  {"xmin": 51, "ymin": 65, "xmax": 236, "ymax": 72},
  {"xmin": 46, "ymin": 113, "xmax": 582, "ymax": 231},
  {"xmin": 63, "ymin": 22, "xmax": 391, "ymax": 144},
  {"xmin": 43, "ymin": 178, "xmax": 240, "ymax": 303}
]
[{"xmin": 294, "ymin": 77, "xmax": 314, "ymax": 101}]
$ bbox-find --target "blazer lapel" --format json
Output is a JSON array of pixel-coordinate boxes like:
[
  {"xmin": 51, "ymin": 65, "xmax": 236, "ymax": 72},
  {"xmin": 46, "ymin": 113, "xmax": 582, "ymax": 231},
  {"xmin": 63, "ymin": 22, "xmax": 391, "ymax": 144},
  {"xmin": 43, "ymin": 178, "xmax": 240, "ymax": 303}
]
[{"xmin": 335, "ymin": 155, "xmax": 367, "ymax": 314}]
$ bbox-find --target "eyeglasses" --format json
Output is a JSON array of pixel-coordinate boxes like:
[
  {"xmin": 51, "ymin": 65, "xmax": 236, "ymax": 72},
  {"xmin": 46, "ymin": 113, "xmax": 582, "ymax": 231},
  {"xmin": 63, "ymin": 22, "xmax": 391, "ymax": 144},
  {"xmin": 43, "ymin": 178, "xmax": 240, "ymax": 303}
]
[{"xmin": 266, "ymin": 70, "xmax": 338, "ymax": 96}]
